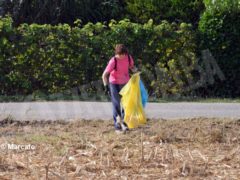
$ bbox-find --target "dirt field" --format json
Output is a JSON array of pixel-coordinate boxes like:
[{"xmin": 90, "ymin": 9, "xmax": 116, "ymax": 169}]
[{"xmin": 0, "ymin": 117, "xmax": 240, "ymax": 179}]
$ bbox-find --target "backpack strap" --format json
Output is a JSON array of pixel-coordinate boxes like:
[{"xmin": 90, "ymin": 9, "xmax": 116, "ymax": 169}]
[
  {"xmin": 114, "ymin": 54, "xmax": 131, "ymax": 71},
  {"xmin": 114, "ymin": 57, "xmax": 117, "ymax": 71}
]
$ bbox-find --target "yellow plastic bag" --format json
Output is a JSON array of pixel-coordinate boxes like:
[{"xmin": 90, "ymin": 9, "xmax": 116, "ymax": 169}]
[{"xmin": 120, "ymin": 72, "xmax": 146, "ymax": 129}]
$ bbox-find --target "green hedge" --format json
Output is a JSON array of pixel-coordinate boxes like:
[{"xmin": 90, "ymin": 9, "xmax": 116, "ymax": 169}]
[
  {"xmin": 0, "ymin": 16, "xmax": 197, "ymax": 97},
  {"xmin": 198, "ymin": 0, "xmax": 240, "ymax": 97}
]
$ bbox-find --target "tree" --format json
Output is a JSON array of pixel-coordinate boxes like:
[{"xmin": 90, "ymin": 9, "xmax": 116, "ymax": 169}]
[
  {"xmin": 0, "ymin": 0, "xmax": 125, "ymax": 25},
  {"xmin": 125, "ymin": 0, "xmax": 204, "ymax": 27}
]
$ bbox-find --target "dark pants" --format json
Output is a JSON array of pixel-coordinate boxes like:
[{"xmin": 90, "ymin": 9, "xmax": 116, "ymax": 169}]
[{"xmin": 109, "ymin": 83, "xmax": 125, "ymax": 129}]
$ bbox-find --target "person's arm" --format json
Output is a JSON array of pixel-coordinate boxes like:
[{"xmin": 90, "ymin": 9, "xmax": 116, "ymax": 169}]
[
  {"xmin": 102, "ymin": 71, "xmax": 109, "ymax": 86},
  {"xmin": 129, "ymin": 55, "xmax": 138, "ymax": 73},
  {"xmin": 102, "ymin": 71, "xmax": 110, "ymax": 95},
  {"xmin": 131, "ymin": 66, "xmax": 138, "ymax": 73},
  {"xmin": 102, "ymin": 57, "xmax": 114, "ymax": 85}
]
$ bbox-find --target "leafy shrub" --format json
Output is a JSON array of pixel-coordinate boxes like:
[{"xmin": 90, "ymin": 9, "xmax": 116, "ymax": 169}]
[
  {"xmin": 198, "ymin": 0, "xmax": 240, "ymax": 97},
  {"xmin": 0, "ymin": 16, "xmax": 197, "ymax": 97}
]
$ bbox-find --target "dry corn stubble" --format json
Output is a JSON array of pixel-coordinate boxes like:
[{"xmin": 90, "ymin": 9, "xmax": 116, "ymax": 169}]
[{"xmin": 0, "ymin": 117, "xmax": 239, "ymax": 179}]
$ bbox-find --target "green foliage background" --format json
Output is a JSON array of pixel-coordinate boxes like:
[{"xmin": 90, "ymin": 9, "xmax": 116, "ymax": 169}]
[
  {"xmin": 125, "ymin": 0, "xmax": 204, "ymax": 27},
  {"xmin": 0, "ymin": 17, "xmax": 196, "ymax": 97},
  {"xmin": 198, "ymin": 0, "xmax": 240, "ymax": 97},
  {"xmin": 0, "ymin": 0, "xmax": 240, "ymax": 98},
  {"xmin": 0, "ymin": 0, "xmax": 126, "ymax": 25}
]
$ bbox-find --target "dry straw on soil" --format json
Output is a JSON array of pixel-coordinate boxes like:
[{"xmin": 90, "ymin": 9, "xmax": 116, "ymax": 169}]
[{"xmin": 0, "ymin": 117, "xmax": 239, "ymax": 179}]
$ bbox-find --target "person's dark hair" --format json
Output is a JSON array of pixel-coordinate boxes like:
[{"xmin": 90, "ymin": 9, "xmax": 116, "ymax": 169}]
[{"xmin": 115, "ymin": 44, "xmax": 128, "ymax": 55}]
